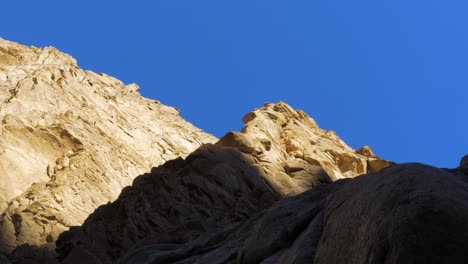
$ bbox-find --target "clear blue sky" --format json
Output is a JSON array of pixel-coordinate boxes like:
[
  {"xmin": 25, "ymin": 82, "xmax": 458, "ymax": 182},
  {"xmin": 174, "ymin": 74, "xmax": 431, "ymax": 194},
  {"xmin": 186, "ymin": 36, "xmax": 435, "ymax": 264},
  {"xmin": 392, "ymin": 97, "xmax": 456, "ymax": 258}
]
[{"xmin": 1, "ymin": 1, "xmax": 467, "ymax": 167}]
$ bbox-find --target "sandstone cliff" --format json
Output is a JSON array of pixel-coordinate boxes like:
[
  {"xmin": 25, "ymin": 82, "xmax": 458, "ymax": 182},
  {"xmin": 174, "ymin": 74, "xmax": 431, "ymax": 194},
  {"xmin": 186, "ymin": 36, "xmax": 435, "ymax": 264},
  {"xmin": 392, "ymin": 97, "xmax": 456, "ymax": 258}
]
[{"xmin": 0, "ymin": 38, "xmax": 216, "ymax": 260}]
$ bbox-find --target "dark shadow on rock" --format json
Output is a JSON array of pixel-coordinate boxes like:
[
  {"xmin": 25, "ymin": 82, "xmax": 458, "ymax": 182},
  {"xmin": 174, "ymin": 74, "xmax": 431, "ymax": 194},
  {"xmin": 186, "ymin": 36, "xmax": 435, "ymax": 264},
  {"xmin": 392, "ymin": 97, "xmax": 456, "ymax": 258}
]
[
  {"xmin": 0, "ymin": 253, "xmax": 12, "ymax": 264},
  {"xmin": 0, "ymin": 244, "xmax": 58, "ymax": 264},
  {"xmin": 11, "ymin": 245, "xmax": 58, "ymax": 264},
  {"xmin": 56, "ymin": 144, "xmax": 332, "ymax": 263},
  {"xmin": 116, "ymin": 163, "xmax": 468, "ymax": 264},
  {"xmin": 57, "ymin": 144, "xmax": 468, "ymax": 264},
  {"xmin": 314, "ymin": 163, "xmax": 468, "ymax": 264},
  {"xmin": 118, "ymin": 183, "xmax": 340, "ymax": 264}
]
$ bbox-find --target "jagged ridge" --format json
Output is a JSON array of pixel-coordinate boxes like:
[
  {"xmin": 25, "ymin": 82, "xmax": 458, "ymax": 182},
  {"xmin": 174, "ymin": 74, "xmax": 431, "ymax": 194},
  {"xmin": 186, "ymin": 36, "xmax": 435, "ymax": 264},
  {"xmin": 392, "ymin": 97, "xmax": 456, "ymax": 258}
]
[{"xmin": 0, "ymin": 38, "xmax": 216, "ymax": 262}]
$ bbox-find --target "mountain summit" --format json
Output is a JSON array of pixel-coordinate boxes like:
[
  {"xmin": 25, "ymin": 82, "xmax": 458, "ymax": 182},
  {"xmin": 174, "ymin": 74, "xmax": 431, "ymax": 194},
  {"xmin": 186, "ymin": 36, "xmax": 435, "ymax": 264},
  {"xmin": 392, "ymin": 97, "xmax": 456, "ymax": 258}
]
[
  {"xmin": 0, "ymin": 38, "xmax": 216, "ymax": 261},
  {"xmin": 2, "ymin": 39, "xmax": 466, "ymax": 264}
]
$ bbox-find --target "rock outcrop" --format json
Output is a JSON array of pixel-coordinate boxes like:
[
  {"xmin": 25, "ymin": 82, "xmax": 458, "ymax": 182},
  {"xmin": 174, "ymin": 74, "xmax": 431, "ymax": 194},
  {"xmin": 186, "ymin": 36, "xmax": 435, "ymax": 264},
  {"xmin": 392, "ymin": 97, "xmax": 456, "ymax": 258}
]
[
  {"xmin": 56, "ymin": 101, "xmax": 395, "ymax": 263},
  {"xmin": 313, "ymin": 163, "xmax": 468, "ymax": 264},
  {"xmin": 61, "ymin": 162, "xmax": 468, "ymax": 264},
  {"xmin": 56, "ymin": 145, "xmax": 280, "ymax": 263},
  {"xmin": 218, "ymin": 102, "xmax": 393, "ymax": 196},
  {"xmin": 1, "ymin": 38, "xmax": 399, "ymax": 263},
  {"xmin": 0, "ymin": 38, "xmax": 216, "ymax": 260}
]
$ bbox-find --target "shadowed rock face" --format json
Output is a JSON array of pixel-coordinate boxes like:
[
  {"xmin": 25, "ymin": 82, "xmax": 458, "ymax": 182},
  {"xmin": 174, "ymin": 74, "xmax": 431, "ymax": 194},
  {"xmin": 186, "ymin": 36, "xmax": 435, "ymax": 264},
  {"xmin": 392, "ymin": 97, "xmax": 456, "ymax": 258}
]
[
  {"xmin": 314, "ymin": 163, "xmax": 468, "ymax": 264},
  {"xmin": 461, "ymin": 154, "xmax": 468, "ymax": 174},
  {"xmin": 0, "ymin": 253, "xmax": 11, "ymax": 264},
  {"xmin": 56, "ymin": 145, "xmax": 282, "ymax": 263},
  {"xmin": 58, "ymin": 163, "xmax": 468, "ymax": 264}
]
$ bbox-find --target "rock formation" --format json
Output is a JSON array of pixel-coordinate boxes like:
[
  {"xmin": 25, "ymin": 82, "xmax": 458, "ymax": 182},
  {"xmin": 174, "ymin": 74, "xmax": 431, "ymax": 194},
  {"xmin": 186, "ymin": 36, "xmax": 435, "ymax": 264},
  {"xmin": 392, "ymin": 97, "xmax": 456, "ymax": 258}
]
[
  {"xmin": 60, "ymin": 161, "xmax": 468, "ymax": 264},
  {"xmin": 0, "ymin": 38, "xmax": 394, "ymax": 263},
  {"xmin": 0, "ymin": 38, "xmax": 216, "ymax": 261},
  {"xmin": 218, "ymin": 102, "xmax": 393, "ymax": 196},
  {"xmin": 313, "ymin": 163, "xmax": 468, "ymax": 264},
  {"xmin": 8, "ymin": 38, "xmax": 459, "ymax": 264},
  {"xmin": 56, "ymin": 144, "xmax": 279, "ymax": 263},
  {"xmin": 55, "ymin": 100, "xmax": 395, "ymax": 263}
]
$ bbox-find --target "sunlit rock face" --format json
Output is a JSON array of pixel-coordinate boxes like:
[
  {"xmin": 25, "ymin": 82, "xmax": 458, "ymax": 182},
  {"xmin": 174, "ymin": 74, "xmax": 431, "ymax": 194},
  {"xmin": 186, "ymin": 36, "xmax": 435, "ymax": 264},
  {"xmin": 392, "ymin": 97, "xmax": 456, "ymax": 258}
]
[
  {"xmin": 0, "ymin": 38, "xmax": 216, "ymax": 259},
  {"xmin": 218, "ymin": 102, "xmax": 393, "ymax": 196}
]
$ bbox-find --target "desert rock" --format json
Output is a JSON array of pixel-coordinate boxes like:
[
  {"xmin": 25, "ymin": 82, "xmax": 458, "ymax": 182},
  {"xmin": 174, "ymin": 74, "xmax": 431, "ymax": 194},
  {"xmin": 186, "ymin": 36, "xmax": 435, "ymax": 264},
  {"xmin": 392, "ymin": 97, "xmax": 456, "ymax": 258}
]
[
  {"xmin": 218, "ymin": 102, "xmax": 393, "ymax": 196},
  {"xmin": 56, "ymin": 144, "xmax": 279, "ymax": 263},
  {"xmin": 0, "ymin": 38, "xmax": 216, "ymax": 259},
  {"xmin": 105, "ymin": 163, "xmax": 468, "ymax": 264},
  {"xmin": 1, "ymin": 38, "xmax": 398, "ymax": 263},
  {"xmin": 56, "ymin": 101, "xmax": 396, "ymax": 263}
]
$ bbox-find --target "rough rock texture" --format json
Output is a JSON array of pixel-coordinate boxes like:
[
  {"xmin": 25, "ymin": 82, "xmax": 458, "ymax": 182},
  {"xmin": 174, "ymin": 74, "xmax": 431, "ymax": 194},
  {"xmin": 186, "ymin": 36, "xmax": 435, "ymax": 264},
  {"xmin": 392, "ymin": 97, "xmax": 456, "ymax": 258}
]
[
  {"xmin": 56, "ymin": 101, "xmax": 395, "ymax": 263},
  {"xmin": 69, "ymin": 163, "xmax": 468, "ymax": 264},
  {"xmin": 1, "ymin": 38, "xmax": 397, "ymax": 263},
  {"xmin": 313, "ymin": 163, "xmax": 468, "ymax": 264},
  {"xmin": 218, "ymin": 102, "xmax": 393, "ymax": 196},
  {"xmin": 4, "ymin": 37, "xmax": 463, "ymax": 264},
  {"xmin": 119, "ymin": 183, "xmax": 338, "ymax": 264},
  {"xmin": 0, "ymin": 38, "xmax": 216, "ymax": 260},
  {"xmin": 57, "ymin": 145, "xmax": 280, "ymax": 263}
]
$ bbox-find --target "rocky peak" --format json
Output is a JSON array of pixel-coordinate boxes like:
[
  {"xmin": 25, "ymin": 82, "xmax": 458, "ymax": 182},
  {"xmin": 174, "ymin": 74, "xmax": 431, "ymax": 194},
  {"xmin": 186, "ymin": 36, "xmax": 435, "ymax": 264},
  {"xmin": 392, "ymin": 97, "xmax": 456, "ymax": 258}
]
[
  {"xmin": 0, "ymin": 38, "xmax": 76, "ymax": 66},
  {"xmin": 218, "ymin": 101, "xmax": 393, "ymax": 196},
  {"xmin": 0, "ymin": 38, "xmax": 216, "ymax": 258}
]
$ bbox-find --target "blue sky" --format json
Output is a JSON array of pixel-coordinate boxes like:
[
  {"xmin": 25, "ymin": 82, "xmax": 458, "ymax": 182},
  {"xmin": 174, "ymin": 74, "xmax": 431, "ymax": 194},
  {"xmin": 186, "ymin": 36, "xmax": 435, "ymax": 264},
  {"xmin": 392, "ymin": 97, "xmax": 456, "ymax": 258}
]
[{"xmin": 1, "ymin": 1, "xmax": 467, "ymax": 167}]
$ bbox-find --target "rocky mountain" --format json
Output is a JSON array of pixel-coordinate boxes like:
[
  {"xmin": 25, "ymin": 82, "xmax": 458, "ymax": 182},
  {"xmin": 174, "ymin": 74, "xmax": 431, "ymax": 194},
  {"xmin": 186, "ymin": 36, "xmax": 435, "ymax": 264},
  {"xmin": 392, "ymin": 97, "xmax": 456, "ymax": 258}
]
[
  {"xmin": 0, "ymin": 38, "xmax": 216, "ymax": 261},
  {"xmin": 3, "ymin": 38, "xmax": 464, "ymax": 264},
  {"xmin": 0, "ymin": 39, "xmax": 391, "ymax": 263},
  {"xmin": 55, "ymin": 101, "xmax": 393, "ymax": 263}
]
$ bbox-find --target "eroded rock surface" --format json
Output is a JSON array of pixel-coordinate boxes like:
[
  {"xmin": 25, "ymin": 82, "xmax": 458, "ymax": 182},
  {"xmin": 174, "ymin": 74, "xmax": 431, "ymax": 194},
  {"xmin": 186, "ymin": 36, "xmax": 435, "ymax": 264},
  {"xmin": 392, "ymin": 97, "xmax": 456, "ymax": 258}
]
[
  {"xmin": 85, "ymin": 163, "xmax": 468, "ymax": 264},
  {"xmin": 56, "ymin": 101, "xmax": 396, "ymax": 263},
  {"xmin": 1, "ymin": 38, "xmax": 399, "ymax": 263},
  {"xmin": 313, "ymin": 163, "xmax": 468, "ymax": 264},
  {"xmin": 218, "ymin": 102, "xmax": 393, "ymax": 196},
  {"xmin": 57, "ymin": 145, "xmax": 280, "ymax": 263},
  {"xmin": 0, "ymin": 38, "xmax": 216, "ymax": 260}
]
